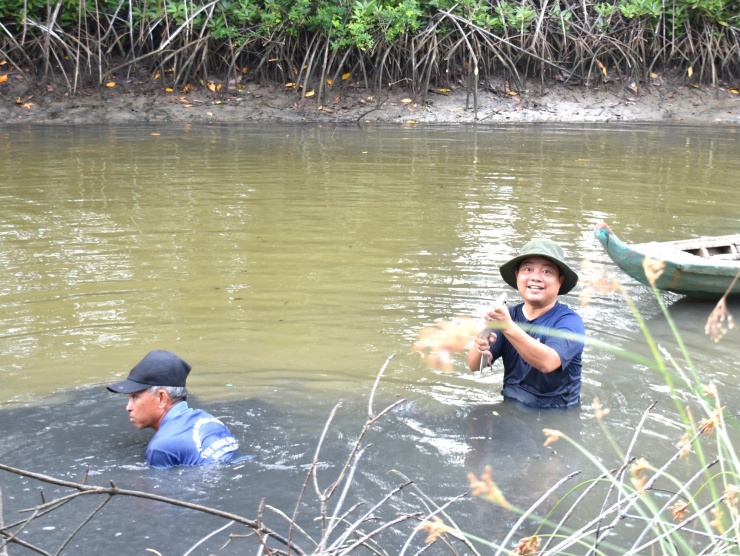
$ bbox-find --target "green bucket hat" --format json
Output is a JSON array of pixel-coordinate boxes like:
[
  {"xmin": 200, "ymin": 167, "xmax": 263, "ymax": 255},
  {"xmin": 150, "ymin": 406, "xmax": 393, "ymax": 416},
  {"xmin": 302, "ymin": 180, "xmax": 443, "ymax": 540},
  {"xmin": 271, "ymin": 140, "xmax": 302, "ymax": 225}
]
[{"xmin": 499, "ymin": 238, "xmax": 579, "ymax": 295}]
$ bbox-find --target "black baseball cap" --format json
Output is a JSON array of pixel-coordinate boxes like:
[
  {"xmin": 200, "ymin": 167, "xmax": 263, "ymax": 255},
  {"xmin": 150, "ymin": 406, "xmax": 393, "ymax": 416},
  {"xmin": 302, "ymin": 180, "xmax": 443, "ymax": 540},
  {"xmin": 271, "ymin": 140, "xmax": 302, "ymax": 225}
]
[{"xmin": 107, "ymin": 350, "xmax": 191, "ymax": 393}]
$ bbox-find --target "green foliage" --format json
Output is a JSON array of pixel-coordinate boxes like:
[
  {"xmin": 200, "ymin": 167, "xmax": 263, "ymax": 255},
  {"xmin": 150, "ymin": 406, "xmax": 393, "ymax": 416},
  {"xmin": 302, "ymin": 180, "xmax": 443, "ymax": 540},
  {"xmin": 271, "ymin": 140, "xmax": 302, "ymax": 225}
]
[
  {"xmin": 619, "ymin": 0, "xmax": 663, "ymax": 20},
  {"xmin": 1, "ymin": 0, "xmax": 736, "ymax": 43},
  {"xmin": 0, "ymin": 0, "xmax": 738, "ymax": 91},
  {"xmin": 594, "ymin": 2, "xmax": 618, "ymax": 32},
  {"xmin": 550, "ymin": 3, "xmax": 573, "ymax": 34}
]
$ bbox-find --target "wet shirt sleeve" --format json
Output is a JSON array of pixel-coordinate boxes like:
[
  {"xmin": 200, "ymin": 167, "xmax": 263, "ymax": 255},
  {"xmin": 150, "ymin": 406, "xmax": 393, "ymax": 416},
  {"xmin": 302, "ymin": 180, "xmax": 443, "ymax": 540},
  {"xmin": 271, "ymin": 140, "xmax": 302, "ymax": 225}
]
[{"xmin": 146, "ymin": 403, "xmax": 239, "ymax": 468}]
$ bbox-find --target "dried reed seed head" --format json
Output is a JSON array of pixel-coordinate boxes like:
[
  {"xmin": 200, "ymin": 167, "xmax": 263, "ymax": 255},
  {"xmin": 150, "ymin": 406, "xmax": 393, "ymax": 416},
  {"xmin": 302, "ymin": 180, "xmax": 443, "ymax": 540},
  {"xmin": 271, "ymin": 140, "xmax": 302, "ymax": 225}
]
[
  {"xmin": 417, "ymin": 516, "xmax": 451, "ymax": 544},
  {"xmin": 542, "ymin": 428, "xmax": 562, "ymax": 447},
  {"xmin": 467, "ymin": 466, "xmax": 511, "ymax": 508},
  {"xmin": 413, "ymin": 317, "xmax": 480, "ymax": 371},
  {"xmin": 705, "ymin": 297, "xmax": 735, "ymax": 343},
  {"xmin": 578, "ymin": 260, "xmax": 623, "ymax": 306},
  {"xmin": 592, "ymin": 397, "xmax": 610, "ymax": 421},
  {"xmin": 698, "ymin": 406, "xmax": 725, "ymax": 437},
  {"xmin": 630, "ymin": 457, "xmax": 651, "ymax": 477},
  {"xmin": 675, "ymin": 432, "xmax": 692, "ymax": 459},
  {"xmin": 630, "ymin": 475, "xmax": 647, "ymax": 496},
  {"xmin": 669, "ymin": 500, "xmax": 690, "ymax": 521},
  {"xmin": 512, "ymin": 535, "xmax": 541, "ymax": 555},
  {"xmin": 724, "ymin": 485, "xmax": 740, "ymax": 511},
  {"xmin": 641, "ymin": 256, "xmax": 665, "ymax": 286},
  {"xmin": 702, "ymin": 382, "xmax": 718, "ymax": 398},
  {"xmin": 710, "ymin": 506, "xmax": 725, "ymax": 534}
]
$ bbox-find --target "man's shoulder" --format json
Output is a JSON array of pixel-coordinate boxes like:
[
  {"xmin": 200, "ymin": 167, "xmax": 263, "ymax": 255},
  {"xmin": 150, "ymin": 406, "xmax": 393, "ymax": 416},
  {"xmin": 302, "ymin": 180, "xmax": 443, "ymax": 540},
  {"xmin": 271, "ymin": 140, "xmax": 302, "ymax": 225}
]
[
  {"xmin": 553, "ymin": 301, "xmax": 582, "ymax": 317},
  {"xmin": 550, "ymin": 302, "xmax": 585, "ymax": 335},
  {"xmin": 530, "ymin": 301, "xmax": 584, "ymax": 332}
]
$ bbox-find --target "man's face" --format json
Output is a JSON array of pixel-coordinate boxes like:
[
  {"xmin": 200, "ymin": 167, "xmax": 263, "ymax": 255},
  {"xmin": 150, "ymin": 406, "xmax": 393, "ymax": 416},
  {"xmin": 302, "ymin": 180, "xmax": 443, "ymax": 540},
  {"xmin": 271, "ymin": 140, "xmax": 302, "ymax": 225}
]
[
  {"xmin": 126, "ymin": 389, "xmax": 167, "ymax": 430},
  {"xmin": 515, "ymin": 256, "xmax": 564, "ymax": 307}
]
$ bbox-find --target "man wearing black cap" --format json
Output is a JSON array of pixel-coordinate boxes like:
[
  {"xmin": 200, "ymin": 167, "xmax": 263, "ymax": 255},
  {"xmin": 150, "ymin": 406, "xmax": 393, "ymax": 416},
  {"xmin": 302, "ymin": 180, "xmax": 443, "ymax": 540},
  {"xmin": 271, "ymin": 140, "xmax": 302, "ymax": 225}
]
[
  {"xmin": 467, "ymin": 239, "xmax": 585, "ymax": 408},
  {"xmin": 108, "ymin": 350, "xmax": 239, "ymax": 468}
]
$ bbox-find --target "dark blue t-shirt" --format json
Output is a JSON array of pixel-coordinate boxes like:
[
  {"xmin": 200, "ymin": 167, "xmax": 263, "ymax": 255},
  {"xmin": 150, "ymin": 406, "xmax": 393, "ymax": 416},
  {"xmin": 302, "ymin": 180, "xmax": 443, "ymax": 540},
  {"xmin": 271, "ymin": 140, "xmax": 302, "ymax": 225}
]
[
  {"xmin": 146, "ymin": 402, "xmax": 239, "ymax": 468},
  {"xmin": 488, "ymin": 301, "xmax": 585, "ymax": 408}
]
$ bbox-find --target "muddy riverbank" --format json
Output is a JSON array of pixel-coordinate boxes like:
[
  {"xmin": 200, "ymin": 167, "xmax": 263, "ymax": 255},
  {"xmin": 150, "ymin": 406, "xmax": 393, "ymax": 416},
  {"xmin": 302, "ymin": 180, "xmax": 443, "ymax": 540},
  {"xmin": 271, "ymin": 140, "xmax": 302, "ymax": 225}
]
[{"xmin": 2, "ymin": 70, "xmax": 739, "ymax": 126}]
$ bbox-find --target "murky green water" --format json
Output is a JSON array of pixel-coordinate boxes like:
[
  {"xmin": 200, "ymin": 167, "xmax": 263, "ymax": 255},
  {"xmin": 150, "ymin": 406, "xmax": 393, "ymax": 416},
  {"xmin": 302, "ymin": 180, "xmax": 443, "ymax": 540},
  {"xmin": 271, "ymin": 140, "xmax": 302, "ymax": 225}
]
[{"xmin": 1, "ymin": 123, "xmax": 738, "ymax": 554}]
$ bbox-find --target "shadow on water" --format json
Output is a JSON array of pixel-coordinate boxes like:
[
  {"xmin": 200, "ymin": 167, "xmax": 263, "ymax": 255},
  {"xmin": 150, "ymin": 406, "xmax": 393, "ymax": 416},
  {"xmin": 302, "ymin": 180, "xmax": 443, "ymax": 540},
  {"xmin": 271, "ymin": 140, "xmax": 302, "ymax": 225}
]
[
  {"xmin": 2, "ymin": 299, "xmax": 737, "ymax": 555},
  {"xmin": 0, "ymin": 378, "xmax": 593, "ymax": 554},
  {"xmin": 0, "ymin": 387, "xmax": 353, "ymax": 554}
]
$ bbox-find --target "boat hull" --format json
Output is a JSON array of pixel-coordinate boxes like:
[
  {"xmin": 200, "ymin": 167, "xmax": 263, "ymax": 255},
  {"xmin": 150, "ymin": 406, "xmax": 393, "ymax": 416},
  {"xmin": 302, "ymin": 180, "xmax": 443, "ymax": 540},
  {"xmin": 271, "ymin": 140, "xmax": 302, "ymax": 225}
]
[{"xmin": 594, "ymin": 224, "xmax": 740, "ymax": 299}]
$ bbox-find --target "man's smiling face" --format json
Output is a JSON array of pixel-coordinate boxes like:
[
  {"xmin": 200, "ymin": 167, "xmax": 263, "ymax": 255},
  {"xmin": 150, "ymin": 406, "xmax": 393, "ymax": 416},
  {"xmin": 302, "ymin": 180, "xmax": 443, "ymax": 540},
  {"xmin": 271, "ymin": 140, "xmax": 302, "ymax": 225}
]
[{"xmin": 515, "ymin": 256, "xmax": 564, "ymax": 308}]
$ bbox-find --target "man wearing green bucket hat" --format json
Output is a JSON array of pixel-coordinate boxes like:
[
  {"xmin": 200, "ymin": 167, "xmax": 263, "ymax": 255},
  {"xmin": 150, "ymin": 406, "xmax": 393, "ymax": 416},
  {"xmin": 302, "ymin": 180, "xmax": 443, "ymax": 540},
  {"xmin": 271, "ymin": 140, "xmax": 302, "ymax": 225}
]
[{"xmin": 467, "ymin": 238, "xmax": 585, "ymax": 408}]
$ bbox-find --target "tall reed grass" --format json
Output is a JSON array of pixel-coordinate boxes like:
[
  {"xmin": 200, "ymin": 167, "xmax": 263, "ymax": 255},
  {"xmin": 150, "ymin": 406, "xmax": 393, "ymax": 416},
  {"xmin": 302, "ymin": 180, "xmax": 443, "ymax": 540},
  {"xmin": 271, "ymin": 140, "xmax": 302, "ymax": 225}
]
[{"xmin": 1, "ymin": 259, "xmax": 738, "ymax": 554}]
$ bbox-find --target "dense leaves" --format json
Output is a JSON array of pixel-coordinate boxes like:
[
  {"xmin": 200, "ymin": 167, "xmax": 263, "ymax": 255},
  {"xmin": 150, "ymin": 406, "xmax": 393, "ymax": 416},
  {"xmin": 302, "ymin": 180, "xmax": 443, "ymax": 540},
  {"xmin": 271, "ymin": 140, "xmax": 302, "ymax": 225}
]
[{"xmin": 1, "ymin": 0, "xmax": 739, "ymax": 95}]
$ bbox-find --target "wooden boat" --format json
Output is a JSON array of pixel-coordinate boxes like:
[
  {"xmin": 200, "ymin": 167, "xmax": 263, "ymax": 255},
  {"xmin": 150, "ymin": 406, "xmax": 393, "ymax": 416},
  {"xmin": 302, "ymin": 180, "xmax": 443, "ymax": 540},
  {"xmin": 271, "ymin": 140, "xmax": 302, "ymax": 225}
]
[{"xmin": 594, "ymin": 222, "xmax": 740, "ymax": 299}]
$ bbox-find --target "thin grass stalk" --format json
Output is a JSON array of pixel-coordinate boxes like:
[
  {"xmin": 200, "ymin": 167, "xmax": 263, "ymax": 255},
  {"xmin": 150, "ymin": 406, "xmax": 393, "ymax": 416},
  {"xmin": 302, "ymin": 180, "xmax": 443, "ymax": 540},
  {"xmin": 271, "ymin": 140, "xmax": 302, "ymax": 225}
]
[
  {"xmin": 327, "ymin": 47, "xmax": 353, "ymax": 97},
  {"xmin": 296, "ymin": 400, "xmax": 341, "ymax": 546},
  {"xmin": 42, "ymin": 2, "xmax": 61, "ymax": 80},
  {"xmin": 392, "ymin": 472, "xmax": 481, "ymax": 556},
  {"xmin": 0, "ymin": 463, "xmax": 300, "ymax": 554},
  {"xmin": 53, "ymin": 496, "xmax": 112, "ymax": 556},
  {"xmin": 316, "ymin": 29, "xmax": 331, "ymax": 107},
  {"xmin": 580, "ymin": 408, "xmax": 657, "ymax": 550},
  {"xmin": 420, "ymin": 32, "xmax": 437, "ymax": 96},
  {"xmin": 263, "ymin": 504, "xmax": 317, "ymax": 547},
  {"xmin": 443, "ymin": 13, "xmax": 478, "ymax": 115},
  {"xmin": 644, "ymin": 288, "xmax": 726, "ymax": 514},
  {"xmin": 295, "ymin": 33, "xmax": 319, "ymax": 110},
  {"xmin": 529, "ymin": 438, "xmax": 658, "ymax": 553},
  {"xmin": 541, "ymin": 470, "xmax": 623, "ymax": 555},
  {"xmin": 0, "ymin": 22, "xmax": 36, "ymax": 70},
  {"xmin": 628, "ymin": 495, "xmax": 727, "ymax": 554},
  {"xmin": 629, "ymin": 459, "xmax": 724, "ymax": 551},
  {"xmin": 338, "ymin": 512, "xmax": 420, "ymax": 555},
  {"xmin": 591, "ymin": 434, "xmax": 720, "ymax": 554},
  {"xmin": 73, "ymin": 0, "xmax": 82, "ymax": 93},
  {"xmin": 375, "ymin": 43, "xmax": 394, "ymax": 93},
  {"xmin": 94, "ymin": 0, "xmax": 103, "ymax": 84},
  {"xmin": 0, "ymin": 532, "xmax": 50, "ymax": 556},
  {"xmin": 158, "ymin": 0, "xmax": 219, "ymax": 52},
  {"xmin": 326, "ymin": 480, "xmax": 414, "ymax": 552},
  {"xmin": 321, "ymin": 446, "xmax": 369, "ymax": 548},
  {"xmin": 493, "ymin": 471, "xmax": 582, "ymax": 556},
  {"xmin": 182, "ymin": 520, "xmax": 234, "ymax": 556},
  {"xmin": 587, "ymin": 404, "xmax": 656, "ymax": 552}
]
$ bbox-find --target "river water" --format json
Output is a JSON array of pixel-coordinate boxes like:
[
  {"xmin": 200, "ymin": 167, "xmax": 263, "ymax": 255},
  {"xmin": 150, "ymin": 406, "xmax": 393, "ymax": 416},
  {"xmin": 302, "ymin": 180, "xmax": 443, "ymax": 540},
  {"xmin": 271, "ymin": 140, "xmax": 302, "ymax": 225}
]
[{"xmin": 0, "ymin": 123, "xmax": 738, "ymax": 555}]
